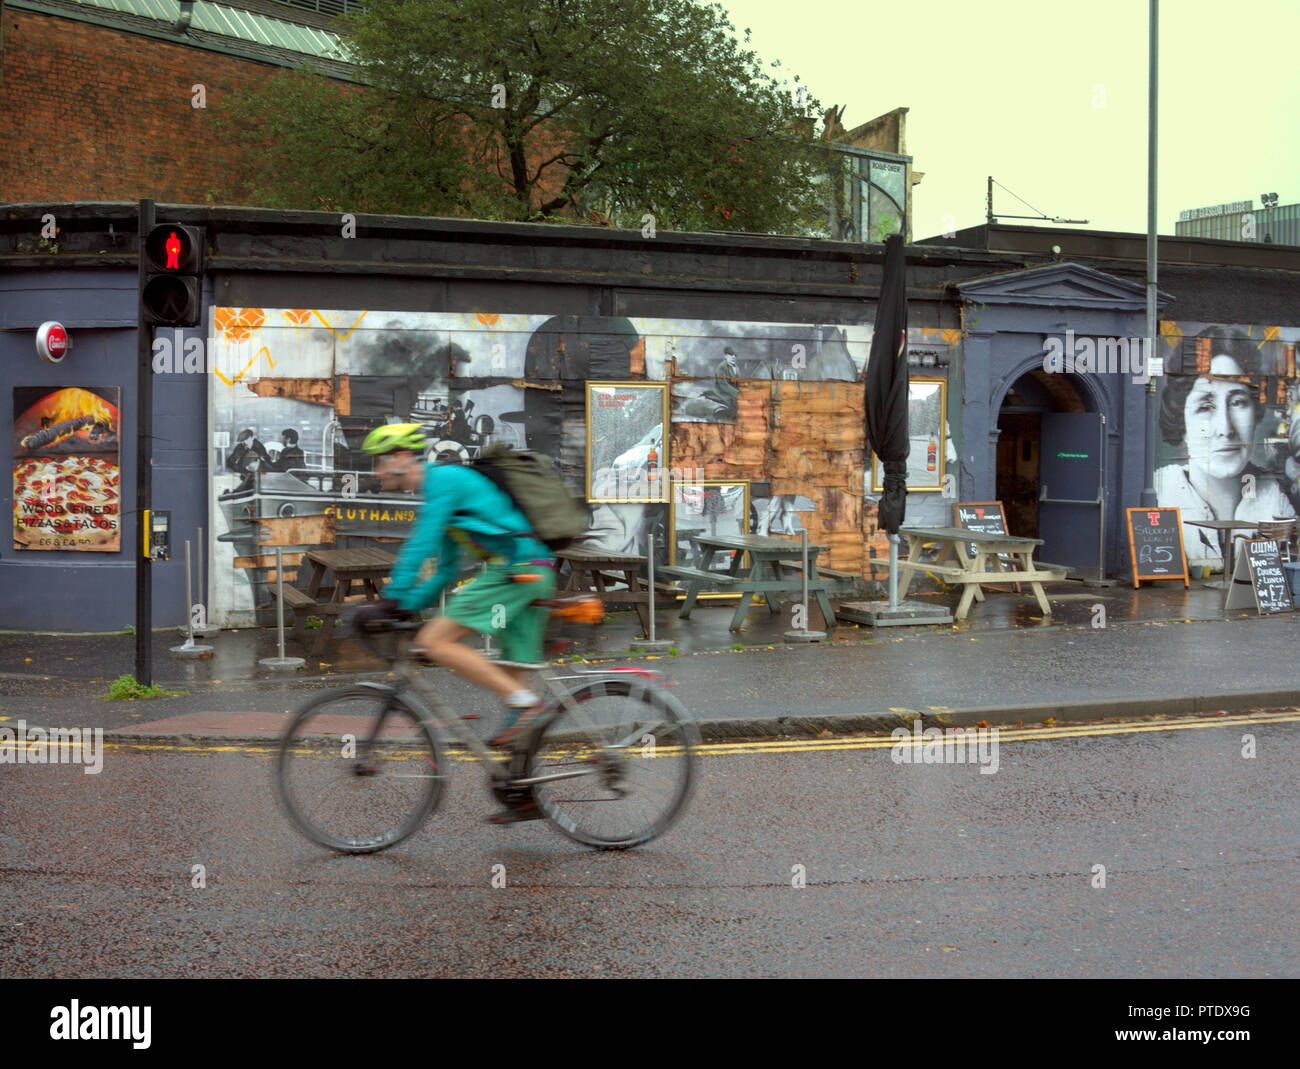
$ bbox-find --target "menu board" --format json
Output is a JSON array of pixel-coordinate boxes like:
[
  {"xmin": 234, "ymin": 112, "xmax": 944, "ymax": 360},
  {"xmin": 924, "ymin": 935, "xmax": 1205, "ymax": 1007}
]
[
  {"xmin": 954, "ymin": 500, "xmax": 1009, "ymax": 557},
  {"xmin": 1226, "ymin": 539, "xmax": 1294, "ymax": 615},
  {"xmin": 954, "ymin": 501, "xmax": 1007, "ymax": 539},
  {"xmin": 953, "ymin": 501, "xmax": 1017, "ymax": 585},
  {"xmin": 1126, "ymin": 506, "xmax": 1189, "ymax": 588}
]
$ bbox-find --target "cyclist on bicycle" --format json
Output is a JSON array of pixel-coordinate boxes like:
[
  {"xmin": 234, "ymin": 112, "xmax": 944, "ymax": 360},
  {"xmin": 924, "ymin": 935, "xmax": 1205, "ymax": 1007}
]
[{"xmin": 355, "ymin": 424, "xmax": 558, "ymax": 758}]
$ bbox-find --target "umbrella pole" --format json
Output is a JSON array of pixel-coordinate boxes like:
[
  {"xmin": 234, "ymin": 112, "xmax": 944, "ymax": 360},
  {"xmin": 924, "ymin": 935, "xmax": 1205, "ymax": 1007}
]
[{"xmin": 889, "ymin": 533, "xmax": 900, "ymax": 611}]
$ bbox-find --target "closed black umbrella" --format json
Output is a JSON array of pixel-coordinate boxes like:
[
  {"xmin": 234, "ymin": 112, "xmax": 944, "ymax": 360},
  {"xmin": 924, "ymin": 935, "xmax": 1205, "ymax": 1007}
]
[{"xmin": 864, "ymin": 234, "xmax": 909, "ymax": 535}]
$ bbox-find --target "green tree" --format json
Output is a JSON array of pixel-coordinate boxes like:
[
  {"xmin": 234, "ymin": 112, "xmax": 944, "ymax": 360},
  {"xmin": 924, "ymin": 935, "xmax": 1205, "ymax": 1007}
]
[{"xmin": 218, "ymin": 0, "xmax": 826, "ymax": 233}]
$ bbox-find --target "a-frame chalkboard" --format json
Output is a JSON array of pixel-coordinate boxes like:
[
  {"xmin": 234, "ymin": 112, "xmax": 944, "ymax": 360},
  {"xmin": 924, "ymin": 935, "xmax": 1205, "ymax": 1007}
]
[
  {"xmin": 1225, "ymin": 538, "xmax": 1294, "ymax": 615},
  {"xmin": 1126, "ymin": 506, "xmax": 1189, "ymax": 588}
]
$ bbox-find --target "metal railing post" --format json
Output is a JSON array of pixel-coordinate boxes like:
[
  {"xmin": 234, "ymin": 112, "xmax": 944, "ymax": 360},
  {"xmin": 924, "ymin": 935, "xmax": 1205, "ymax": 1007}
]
[
  {"xmin": 784, "ymin": 527, "xmax": 826, "ymax": 642},
  {"xmin": 169, "ymin": 538, "xmax": 213, "ymax": 658},
  {"xmin": 631, "ymin": 523, "xmax": 671, "ymax": 651},
  {"xmin": 258, "ymin": 524, "xmax": 303, "ymax": 670}
]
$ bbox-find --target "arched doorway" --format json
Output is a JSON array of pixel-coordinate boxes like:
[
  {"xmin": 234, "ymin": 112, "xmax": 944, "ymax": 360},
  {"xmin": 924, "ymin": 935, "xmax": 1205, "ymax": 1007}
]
[{"xmin": 996, "ymin": 368, "xmax": 1103, "ymax": 576}]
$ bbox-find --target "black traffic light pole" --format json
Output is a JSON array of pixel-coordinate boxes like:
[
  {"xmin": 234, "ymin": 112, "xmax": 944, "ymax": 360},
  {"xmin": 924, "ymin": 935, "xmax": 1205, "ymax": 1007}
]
[
  {"xmin": 135, "ymin": 198, "xmax": 155, "ymax": 685},
  {"xmin": 134, "ymin": 207, "xmax": 204, "ymax": 683}
]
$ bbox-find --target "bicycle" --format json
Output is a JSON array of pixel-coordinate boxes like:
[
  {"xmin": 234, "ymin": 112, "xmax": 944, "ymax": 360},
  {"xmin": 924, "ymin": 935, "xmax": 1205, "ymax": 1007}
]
[{"xmin": 273, "ymin": 593, "xmax": 697, "ymax": 853}]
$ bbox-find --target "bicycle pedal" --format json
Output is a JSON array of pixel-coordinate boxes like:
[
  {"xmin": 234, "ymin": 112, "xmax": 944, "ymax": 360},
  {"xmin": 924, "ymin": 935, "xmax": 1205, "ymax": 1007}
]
[{"xmin": 486, "ymin": 803, "xmax": 544, "ymax": 825}]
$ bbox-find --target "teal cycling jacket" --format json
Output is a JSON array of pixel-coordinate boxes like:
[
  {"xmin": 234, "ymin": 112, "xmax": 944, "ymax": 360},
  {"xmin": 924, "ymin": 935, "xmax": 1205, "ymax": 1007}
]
[{"xmin": 385, "ymin": 463, "xmax": 554, "ymax": 613}]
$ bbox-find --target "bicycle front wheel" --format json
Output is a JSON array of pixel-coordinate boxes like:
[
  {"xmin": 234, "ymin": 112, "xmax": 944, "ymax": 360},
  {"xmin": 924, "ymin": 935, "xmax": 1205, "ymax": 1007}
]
[
  {"xmin": 523, "ymin": 678, "xmax": 696, "ymax": 850},
  {"xmin": 275, "ymin": 686, "xmax": 444, "ymax": 853}
]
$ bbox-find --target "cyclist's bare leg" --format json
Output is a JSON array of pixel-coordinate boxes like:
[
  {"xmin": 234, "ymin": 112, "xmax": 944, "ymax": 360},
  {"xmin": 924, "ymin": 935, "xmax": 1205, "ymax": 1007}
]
[{"xmin": 417, "ymin": 616, "xmax": 525, "ymax": 700}]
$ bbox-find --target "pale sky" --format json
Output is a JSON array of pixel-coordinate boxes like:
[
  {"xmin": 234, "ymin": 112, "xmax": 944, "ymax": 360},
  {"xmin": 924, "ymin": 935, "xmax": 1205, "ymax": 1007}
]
[{"xmin": 716, "ymin": 0, "xmax": 1300, "ymax": 239}]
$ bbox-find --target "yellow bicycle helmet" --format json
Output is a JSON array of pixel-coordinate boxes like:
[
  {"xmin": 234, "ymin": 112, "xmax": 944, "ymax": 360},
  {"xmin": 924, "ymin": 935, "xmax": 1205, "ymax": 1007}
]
[{"xmin": 361, "ymin": 423, "xmax": 429, "ymax": 456}]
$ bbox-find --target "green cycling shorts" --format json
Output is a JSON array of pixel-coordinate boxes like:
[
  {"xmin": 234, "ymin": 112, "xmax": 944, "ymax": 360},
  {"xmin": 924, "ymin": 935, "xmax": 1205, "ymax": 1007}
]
[{"xmin": 444, "ymin": 560, "xmax": 557, "ymax": 663}]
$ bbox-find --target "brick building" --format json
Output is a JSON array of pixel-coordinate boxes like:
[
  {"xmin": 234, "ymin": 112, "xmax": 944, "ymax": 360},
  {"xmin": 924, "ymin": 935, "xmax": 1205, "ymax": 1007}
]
[
  {"xmin": 1, "ymin": 0, "xmax": 355, "ymax": 204},
  {"xmin": 0, "ymin": 0, "xmax": 580, "ymax": 211}
]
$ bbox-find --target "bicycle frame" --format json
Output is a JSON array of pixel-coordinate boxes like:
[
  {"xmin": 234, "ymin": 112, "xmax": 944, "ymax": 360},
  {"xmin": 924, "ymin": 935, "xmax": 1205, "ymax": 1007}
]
[
  {"xmin": 358, "ymin": 640, "xmax": 686, "ymax": 791},
  {"xmin": 277, "ymin": 617, "xmax": 697, "ymax": 854}
]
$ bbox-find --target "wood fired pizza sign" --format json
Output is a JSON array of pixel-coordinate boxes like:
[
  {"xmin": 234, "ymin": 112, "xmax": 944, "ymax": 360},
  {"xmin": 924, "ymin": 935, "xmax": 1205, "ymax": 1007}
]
[{"xmin": 13, "ymin": 387, "xmax": 121, "ymax": 552}]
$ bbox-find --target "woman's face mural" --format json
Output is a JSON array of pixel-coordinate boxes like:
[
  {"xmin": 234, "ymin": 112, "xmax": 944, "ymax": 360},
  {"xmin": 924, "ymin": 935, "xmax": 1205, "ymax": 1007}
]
[{"xmin": 1182, "ymin": 355, "xmax": 1257, "ymax": 482}]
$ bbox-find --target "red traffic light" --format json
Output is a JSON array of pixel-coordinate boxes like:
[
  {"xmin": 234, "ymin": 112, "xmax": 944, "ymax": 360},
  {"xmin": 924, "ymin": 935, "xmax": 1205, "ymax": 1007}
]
[
  {"xmin": 144, "ymin": 223, "xmax": 203, "ymax": 274},
  {"xmin": 142, "ymin": 223, "xmax": 204, "ymax": 326}
]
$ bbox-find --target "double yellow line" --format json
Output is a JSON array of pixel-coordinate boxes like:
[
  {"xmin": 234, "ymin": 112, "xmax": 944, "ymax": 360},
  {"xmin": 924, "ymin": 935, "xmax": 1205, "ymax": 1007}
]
[
  {"xmin": 101, "ymin": 710, "xmax": 1299, "ymax": 760},
  {"xmin": 693, "ymin": 711, "xmax": 1300, "ymax": 757}
]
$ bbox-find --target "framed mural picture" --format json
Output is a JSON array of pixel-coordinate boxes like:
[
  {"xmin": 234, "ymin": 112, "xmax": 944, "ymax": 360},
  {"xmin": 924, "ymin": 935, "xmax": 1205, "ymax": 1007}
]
[
  {"xmin": 871, "ymin": 376, "xmax": 947, "ymax": 492},
  {"xmin": 669, "ymin": 480, "xmax": 751, "ymax": 569},
  {"xmin": 586, "ymin": 382, "xmax": 669, "ymax": 503}
]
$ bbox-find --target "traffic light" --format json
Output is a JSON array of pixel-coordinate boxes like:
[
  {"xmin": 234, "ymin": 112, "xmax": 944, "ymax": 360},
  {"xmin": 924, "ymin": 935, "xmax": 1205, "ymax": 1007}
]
[{"xmin": 141, "ymin": 223, "xmax": 204, "ymax": 326}]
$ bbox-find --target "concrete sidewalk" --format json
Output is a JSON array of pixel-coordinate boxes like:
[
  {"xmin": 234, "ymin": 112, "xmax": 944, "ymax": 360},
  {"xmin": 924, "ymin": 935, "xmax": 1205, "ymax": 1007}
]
[{"xmin": 2, "ymin": 576, "xmax": 1296, "ymax": 739}]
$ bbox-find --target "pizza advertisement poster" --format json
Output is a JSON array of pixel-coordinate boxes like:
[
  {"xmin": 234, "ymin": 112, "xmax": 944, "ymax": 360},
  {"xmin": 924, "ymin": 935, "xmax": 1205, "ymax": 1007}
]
[{"xmin": 13, "ymin": 387, "xmax": 122, "ymax": 552}]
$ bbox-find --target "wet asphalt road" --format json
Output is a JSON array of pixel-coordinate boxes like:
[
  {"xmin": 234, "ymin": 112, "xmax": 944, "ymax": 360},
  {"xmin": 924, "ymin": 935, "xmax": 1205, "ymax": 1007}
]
[{"xmin": 2, "ymin": 712, "xmax": 1296, "ymax": 978}]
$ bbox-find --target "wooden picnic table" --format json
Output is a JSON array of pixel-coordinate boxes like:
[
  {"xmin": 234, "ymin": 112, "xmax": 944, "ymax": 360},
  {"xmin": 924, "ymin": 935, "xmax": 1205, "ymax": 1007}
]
[
  {"xmin": 288, "ymin": 547, "xmax": 395, "ymax": 657},
  {"xmin": 660, "ymin": 533, "xmax": 836, "ymax": 631},
  {"xmin": 554, "ymin": 545, "xmax": 675, "ymax": 638},
  {"xmin": 895, "ymin": 526, "xmax": 1069, "ymax": 621}
]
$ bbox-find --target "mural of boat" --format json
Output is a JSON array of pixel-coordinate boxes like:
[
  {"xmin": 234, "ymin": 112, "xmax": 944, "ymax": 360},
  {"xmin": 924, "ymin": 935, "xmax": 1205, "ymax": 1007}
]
[
  {"xmin": 211, "ymin": 410, "xmax": 521, "ymax": 620},
  {"xmin": 217, "ymin": 469, "xmax": 419, "ymax": 548},
  {"xmin": 215, "ymin": 466, "xmax": 419, "ymax": 619}
]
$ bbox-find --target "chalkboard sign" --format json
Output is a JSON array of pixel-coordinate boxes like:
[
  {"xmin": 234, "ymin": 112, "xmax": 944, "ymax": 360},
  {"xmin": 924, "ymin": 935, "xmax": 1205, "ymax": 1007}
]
[
  {"xmin": 1126, "ymin": 506, "xmax": 1189, "ymax": 588},
  {"xmin": 954, "ymin": 501, "xmax": 1007, "ymax": 540},
  {"xmin": 954, "ymin": 501, "xmax": 1018, "ymax": 587},
  {"xmin": 1226, "ymin": 539, "xmax": 1294, "ymax": 615},
  {"xmin": 954, "ymin": 500, "xmax": 1010, "ymax": 559}
]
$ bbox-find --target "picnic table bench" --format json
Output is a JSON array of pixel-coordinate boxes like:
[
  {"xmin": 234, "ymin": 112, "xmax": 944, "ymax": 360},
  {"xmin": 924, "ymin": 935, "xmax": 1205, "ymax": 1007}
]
[
  {"xmin": 895, "ymin": 527, "xmax": 1069, "ymax": 621},
  {"xmin": 780, "ymin": 559, "xmax": 873, "ymax": 595},
  {"xmin": 555, "ymin": 545, "xmax": 675, "ymax": 638},
  {"xmin": 269, "ymin": 547, "xmax": 394, "ymax": 658},
  {"xmin": 661, "ymin": 533, "xmax": 837, "ymax": 631}
]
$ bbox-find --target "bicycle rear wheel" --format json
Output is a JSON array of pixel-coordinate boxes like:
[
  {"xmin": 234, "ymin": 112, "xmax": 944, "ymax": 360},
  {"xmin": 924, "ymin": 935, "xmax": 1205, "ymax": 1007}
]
[
  {"xmin": 523, "ymin": 678, "xmax": 695, "ymax": 850},
  {"xmin": 275, "ymin": 686, "xmax": 444, "ymax": 853}
]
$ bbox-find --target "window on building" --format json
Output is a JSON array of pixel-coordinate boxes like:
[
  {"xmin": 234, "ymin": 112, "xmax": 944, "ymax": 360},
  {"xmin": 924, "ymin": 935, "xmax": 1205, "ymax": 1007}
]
[{"xmin": 803, "ymin": 146, "xmax": 909, "ymax": 242}]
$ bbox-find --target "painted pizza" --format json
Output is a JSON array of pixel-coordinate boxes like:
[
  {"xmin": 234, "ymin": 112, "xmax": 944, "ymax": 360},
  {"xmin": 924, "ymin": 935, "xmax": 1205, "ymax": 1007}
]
[{"xmin": 12, "ymin": 455, "xmax": 121, "ymax": 550}]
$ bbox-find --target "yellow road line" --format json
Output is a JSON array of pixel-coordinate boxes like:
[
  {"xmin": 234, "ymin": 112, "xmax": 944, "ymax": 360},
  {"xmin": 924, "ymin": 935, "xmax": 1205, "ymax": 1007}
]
[
  {"xmin": 695, "ymin": 712, "xmax": 1300, "ymax": 755},
  {"xmin": 98, "ymin": 711, "xmax": 1300, "ymax": 759}
]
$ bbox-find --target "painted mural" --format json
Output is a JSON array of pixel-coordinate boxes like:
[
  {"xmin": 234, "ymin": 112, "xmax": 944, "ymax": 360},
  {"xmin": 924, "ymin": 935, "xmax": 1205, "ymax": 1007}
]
[
  {"xmin": 205, "ymin": 310, "xmax": 960, "ymax": 624},
  {"xmin": 667, "ymin": 323, "xmax": 866, "ymax": 423},
  {"xmin": 13, "ymin": 386, "xmax": 121, "ymax": 552},
  {"xmin": 1154, "ymin": 322, "xmax": 1300, "ymax": 569}
]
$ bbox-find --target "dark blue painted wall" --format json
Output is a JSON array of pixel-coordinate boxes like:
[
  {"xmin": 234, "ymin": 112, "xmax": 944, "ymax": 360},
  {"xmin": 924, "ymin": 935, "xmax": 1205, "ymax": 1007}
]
[{"xmin": 0, "ymin": 269, "xmax": 208, "ymax": 631}]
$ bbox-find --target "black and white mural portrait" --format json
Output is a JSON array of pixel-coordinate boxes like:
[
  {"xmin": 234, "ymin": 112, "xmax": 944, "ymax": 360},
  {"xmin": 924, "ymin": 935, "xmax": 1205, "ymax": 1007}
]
[{"xmin": 1154, "ymin": 322, "xmax": 1300, "ymax": 570}]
